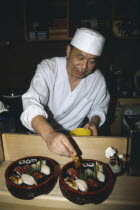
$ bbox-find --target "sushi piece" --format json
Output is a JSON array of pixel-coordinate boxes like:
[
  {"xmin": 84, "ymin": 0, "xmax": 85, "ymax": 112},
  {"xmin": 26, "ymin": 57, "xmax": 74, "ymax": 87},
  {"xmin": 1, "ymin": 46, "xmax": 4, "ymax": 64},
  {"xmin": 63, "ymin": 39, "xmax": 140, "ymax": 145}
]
[
  {"xmin": 75, "ymin": 179, "xmax": 88, "ymax": 192},
  {"xmin": 64, "ymin": 177, "xmax": 78, "ymax": 190},
  {"xmin": 97, "ymin": 171, "xmax": 105, "ymax": 182},
  {"xmin": 13, "ymin": 166, "xmax": 26, "ymax": 176},
  {"xmin": 32, "ymin": 171, "xmax": 45, "ymax": 179},
  {"xmin": 41, "ymin": 165, "xmax": 50, "ymax": 175},
  {"xmin": 26, "ymin": 159, "xmax": 31, "ymax": 164},
  {"xmin": 23, "ymin": 164, "xmax": 32, "ymax": 171},
  {"xmin": 70, "ymin": 152, "xmax": 82, "ymax": 170},
  {"xmin": 88, "ymin": 162, "xmax": 95, "ymax": 167},
  {"xmin": 31, "ymin": 158, "xmax": 37, "ymax": 163},
  {"xmin": 21, "ymin": 174, "xmax": 37, "ymax": 185},
  {"xmin": 83, "ymin": 162, "xmax": 94, "ymax": 167},
  {"xmin": 19, "ymin": 160, "xmax": 25, "ymax": 164},
  {"xmin": 10, "ymin": 174, "xmax": 23, "ymax": 185},
  {"xmin": 83, "ymin": 163, "xmax": 89, "ymax": 167},
  {"xmin": 67, "ymin": 168, "xmax": 80, "ymax": 179},
  {"xmin": 86, "ymin": 177, "xmax": 99, "ymax": 188}
]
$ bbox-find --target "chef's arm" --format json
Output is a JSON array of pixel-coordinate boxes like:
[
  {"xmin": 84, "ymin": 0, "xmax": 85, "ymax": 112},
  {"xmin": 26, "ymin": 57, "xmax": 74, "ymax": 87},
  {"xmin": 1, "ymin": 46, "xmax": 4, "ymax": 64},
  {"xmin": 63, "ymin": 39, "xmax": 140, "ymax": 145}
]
[
  {"xmin": 89, "ymin": 115, "xmax": 100, "ymax": 127},
  {"xmin": 84, "ymin": 115, "xmax": 100, "ymax": 136},
  {"xmin": 31, "ymin": 115, "xmax": 77, "ymax": 157}
]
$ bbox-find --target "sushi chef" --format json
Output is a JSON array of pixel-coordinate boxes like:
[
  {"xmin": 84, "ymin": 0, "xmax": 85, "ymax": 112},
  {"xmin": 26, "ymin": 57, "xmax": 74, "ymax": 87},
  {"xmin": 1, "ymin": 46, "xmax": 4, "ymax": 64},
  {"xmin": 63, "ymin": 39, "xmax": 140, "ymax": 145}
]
[{"xmin": 20, "ymin": 28, "xmax": 110, "ymax": 157}]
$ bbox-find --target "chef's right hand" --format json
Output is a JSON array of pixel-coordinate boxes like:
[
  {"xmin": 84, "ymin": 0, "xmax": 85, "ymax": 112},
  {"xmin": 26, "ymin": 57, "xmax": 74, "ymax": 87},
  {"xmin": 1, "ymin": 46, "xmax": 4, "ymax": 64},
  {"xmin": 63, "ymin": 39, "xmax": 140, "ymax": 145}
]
[
  {"xmin": 44, "ymin": 131, "xmax": 77, "ymax": 157},
  {"xmin": 31, "ymin": 115, "xmax": 76, "ymax": 157}
]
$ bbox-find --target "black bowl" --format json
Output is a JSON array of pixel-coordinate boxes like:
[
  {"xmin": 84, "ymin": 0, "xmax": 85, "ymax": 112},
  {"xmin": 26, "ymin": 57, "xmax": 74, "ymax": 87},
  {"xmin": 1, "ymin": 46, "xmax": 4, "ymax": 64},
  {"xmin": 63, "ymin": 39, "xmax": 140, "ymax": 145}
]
[
  {"xmin": 59, "ymin": 159, "xmax": 115, "ymax": 205},
  {"xmin": 5, "ymin": 156, "xmax": 59, "ymax": 200}
]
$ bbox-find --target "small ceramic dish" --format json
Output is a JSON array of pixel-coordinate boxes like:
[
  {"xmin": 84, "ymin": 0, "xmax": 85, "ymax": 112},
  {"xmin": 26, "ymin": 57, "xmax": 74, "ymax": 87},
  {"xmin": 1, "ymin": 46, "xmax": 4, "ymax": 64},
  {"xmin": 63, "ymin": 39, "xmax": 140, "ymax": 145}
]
[
  {"xmin": 5, "ymin": 156, "xmax": 59, "ymax": 200},
  {"xmin": 69, "ymin": 128, "xmax": 92, "ymax": 136},
  {"xmin": 59, "ymin": 159, "xmax": 115, "ymax": 205}
]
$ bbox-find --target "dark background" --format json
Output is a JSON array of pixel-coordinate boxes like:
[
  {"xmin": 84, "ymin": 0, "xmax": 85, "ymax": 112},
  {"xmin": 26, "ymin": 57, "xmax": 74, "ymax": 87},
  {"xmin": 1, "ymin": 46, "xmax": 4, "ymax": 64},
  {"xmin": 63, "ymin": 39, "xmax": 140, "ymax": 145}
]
[{"xmin": 0, "ymin": 0, "xmax": 140, "ymax": 94}]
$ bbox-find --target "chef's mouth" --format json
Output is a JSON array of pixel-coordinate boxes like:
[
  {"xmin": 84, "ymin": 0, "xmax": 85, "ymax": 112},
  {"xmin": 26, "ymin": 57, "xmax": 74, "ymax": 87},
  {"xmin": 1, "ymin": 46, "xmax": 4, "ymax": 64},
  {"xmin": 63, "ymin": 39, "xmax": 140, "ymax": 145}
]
[{"xmin": 75, "ymin": 68, "xmax": 86, "ymax": 76}]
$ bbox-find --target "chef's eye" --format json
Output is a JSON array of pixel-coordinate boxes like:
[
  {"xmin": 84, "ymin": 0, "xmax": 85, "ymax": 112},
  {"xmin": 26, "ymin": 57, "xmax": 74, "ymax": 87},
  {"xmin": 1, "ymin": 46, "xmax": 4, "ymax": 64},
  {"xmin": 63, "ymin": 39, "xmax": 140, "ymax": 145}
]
[
  {"xmin": 77, "ymin": 54, "xmax": 84, "ymax": 60},
  {"xmin": 89, "ymin": 59, "xmax": 96, "ymax": 64},
  {"xmin": 78, "ymin": 56, "xmax": 84, "ymax": 60}
]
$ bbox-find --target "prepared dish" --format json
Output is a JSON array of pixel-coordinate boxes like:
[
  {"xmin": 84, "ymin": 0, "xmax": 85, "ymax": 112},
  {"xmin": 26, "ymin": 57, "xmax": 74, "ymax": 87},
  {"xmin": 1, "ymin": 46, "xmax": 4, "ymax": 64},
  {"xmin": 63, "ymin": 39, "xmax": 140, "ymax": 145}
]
[
  {"xmin": 5, "ymin": 156, "xmax": 59, "ymax": 199},
  {"xmin": 59, "ymin": 159, "xmax": 115, "ymax": 205}
]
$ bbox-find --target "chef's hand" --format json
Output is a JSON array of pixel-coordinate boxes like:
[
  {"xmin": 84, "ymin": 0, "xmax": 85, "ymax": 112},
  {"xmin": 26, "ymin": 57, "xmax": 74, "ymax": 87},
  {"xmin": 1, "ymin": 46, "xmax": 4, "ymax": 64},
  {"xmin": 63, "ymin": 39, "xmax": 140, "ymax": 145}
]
[
  {"xmin": 84, "ymin": 122, "xmax": 98, "ymax": 136},
  {"xmin": 45, "ymin": 131, "xmax": 77, "ymax": 157},
  {"xmin": 32, "ymin": 115, "xmax": 76, "ymax": 157},
  {"xmin": 84, "ymin": 115, "xmax": 100, "ymax": 136}
]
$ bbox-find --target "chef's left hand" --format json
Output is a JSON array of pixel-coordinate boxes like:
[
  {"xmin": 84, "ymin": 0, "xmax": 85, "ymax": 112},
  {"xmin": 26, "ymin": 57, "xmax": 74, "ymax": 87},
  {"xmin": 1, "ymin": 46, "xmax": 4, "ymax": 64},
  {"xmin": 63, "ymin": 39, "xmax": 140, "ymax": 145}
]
[{"xmin": 84, "ymin": 122, "xmax": 98, "ymax": 136}]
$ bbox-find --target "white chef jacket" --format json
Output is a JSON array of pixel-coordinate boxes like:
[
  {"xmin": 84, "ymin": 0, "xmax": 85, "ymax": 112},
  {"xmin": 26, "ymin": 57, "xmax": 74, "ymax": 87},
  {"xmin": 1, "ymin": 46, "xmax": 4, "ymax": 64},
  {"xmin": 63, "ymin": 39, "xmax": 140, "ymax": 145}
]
[{"xmin": 20, "ymin": 57, "xmax": 110, "ymax": 132}]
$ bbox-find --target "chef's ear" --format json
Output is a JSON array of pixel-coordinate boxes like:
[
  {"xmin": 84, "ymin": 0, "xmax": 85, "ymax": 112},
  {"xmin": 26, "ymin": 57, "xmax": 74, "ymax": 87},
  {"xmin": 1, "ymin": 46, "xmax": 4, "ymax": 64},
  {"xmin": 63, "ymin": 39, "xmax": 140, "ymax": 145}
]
[{"xmin": 66, "ymin": 45, "xmax": 72, "ymax": 58}]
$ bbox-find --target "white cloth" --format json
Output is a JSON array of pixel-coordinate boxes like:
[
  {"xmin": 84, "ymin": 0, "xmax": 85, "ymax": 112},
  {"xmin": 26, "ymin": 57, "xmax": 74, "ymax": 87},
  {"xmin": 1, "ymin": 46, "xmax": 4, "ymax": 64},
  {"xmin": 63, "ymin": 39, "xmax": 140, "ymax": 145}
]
[
  {"xmin": 20, "ymin": 57, "xmax": 110, "ymax": 132},
  {"xmin": 71, "ymin": 28, "xmax": 105, "ymax": 56}
]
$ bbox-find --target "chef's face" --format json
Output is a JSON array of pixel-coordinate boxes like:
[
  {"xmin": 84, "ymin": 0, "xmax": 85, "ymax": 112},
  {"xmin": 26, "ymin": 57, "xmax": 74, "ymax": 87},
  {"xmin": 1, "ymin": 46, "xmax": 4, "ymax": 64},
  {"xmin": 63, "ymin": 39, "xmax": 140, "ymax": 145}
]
[{"xmin": 66, "ymin": 45, "xmax": 97, "ymax": 79}]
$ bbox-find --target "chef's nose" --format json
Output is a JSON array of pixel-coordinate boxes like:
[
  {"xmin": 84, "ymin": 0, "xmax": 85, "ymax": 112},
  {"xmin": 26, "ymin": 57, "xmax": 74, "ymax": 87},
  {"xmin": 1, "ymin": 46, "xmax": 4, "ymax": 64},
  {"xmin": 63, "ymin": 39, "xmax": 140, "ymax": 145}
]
[{"xmin": 82, "ymin": 59, "xmax": 88, "ymax": 69}]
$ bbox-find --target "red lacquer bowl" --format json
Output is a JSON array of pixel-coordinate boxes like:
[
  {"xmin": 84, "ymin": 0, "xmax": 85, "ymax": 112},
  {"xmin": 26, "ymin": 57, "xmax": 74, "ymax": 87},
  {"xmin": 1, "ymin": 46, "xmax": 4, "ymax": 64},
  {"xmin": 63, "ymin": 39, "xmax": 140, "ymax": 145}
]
[
  {"xmin": 5, "ymin": 156, "xmax": 59, "ymax": 200},
  {"xmin": 59, "ymin": 159, "xmax": 115, "ymax": 205}
]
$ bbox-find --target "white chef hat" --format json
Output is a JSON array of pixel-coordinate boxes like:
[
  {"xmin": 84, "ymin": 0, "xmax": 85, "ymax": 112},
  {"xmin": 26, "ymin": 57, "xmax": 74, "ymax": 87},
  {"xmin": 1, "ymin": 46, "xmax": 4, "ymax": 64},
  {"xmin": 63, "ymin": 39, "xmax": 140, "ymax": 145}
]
[{"xmin": 70, "ymin": 28, "xmax": 105, "ymax": 56}]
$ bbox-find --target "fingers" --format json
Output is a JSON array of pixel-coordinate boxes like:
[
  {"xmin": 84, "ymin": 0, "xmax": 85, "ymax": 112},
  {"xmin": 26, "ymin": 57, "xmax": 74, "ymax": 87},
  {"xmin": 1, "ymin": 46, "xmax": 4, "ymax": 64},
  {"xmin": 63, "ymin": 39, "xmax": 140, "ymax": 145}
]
[
  {"xmin": 84, "ymin": 123, "xmax": 98, "ymax": 136},
  {"xmin": 90, "ymin": 126, "xmax": 98, "ymax": 136},
  {"xmin": 84, "ymin": 123, "xmax": 89, "ymax": 129},
  {"xmin": 61, "ymin": 137, "xmax": 77, "ymax": 157},
  {"xmin": 48, "ymin": 139, "xmax": 70, "ymax": 157},
  {"xmin": 46, "ymin": 132, "xmax": 76, "ymax": 157}
]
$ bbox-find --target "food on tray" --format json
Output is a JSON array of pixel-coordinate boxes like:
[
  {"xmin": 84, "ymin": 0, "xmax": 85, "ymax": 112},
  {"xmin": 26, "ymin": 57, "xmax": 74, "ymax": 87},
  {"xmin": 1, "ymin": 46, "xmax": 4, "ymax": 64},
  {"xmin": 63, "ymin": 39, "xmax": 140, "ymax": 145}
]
[
  {"xmin": 41, "ymin": 164, "xmax": 51, "ymax": 175},
  {"xmin": 9, "ymin": 158, "xmax": 51, "ymax": 186},
  {"xmin": 23, "ymin": 164, "xmax": 32, "ymax": 170},
  {"xmin": 59, "ymin": 158, "xmax": 115, "ymax": 205},
  {"xmin": 75, "ymin": 179, "xmax": 88, "ymax": 192},
  {"xmin": 64, "ymin": 160, "xmax": 107, "ymax": 192},
  {"xmin": 5, "ymin": 156, "xmax": 59, "ymax": 200},
  {"xmin": 67, "ymin": 168, "xmax": 80, "ymax": 179},
  {"xmin": 32, "ymin": 171, "xmax": 45, "ymax": 179},
  {"xmin": 96, "ymin": 171, "xmax": 105, "ymax": 182},
  {"xmin": 13, "ymin": 166, "xmax": 26, "ymax": 176},
  {"xmin": 10, "ymin": 174, "xmax": 23, "ymax": 185},
  {"xmin": 70, "ymin": 152, "xmax": 82, "ymax": 170},
  {"xmin": 86, "ymin": 177, "xmax": 99, "ymax": 187},
  {"xmin": 21, "ymin": 174, "xmax": 37, "ymax": 185},
  {"xmin": 64, "ymin": 177, "xmax": 78, "ymax": 190}
]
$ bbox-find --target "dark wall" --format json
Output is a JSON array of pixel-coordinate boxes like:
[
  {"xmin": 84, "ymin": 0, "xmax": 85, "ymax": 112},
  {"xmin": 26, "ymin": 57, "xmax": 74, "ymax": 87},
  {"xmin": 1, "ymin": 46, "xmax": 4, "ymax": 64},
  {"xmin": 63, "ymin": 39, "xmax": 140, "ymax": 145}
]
[
  {"xmin": 0, "ymin": 41, "xmax": 68, "ymax": 93},
  {"xmin": 0, "ymin": 0, "xmax": 140, "ymax": 95},
  {"xmin": 0, "ymin": 0, "xmax": 68, "ymax": 94}
]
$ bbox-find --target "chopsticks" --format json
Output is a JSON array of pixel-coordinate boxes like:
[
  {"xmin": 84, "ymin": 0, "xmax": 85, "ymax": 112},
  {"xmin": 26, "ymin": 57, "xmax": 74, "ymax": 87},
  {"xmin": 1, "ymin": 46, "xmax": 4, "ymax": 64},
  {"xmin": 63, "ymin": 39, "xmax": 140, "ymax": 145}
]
[{"xmin": 70, "ymin": 152, "xmax": 82, "ymax": 170}]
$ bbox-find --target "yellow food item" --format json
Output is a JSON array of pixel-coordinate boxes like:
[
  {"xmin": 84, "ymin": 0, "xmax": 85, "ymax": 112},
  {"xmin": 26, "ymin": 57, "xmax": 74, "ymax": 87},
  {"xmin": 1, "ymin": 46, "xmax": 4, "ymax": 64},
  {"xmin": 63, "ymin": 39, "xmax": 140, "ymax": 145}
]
[
  {"xmin": 70, "ymin": 152, "xmax": 82, "ymax": 169},
  {"xmin": 69, "ymin": 128, "xmax": 92, "ymax": 136}
]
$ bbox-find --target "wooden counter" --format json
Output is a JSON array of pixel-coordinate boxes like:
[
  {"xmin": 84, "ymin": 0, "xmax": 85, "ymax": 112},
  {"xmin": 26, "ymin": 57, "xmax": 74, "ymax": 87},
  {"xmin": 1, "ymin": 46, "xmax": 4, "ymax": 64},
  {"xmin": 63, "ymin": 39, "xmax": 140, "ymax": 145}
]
[{"xmin": 0, "ymin": 133, "xmax": 140, "ymax": 210}]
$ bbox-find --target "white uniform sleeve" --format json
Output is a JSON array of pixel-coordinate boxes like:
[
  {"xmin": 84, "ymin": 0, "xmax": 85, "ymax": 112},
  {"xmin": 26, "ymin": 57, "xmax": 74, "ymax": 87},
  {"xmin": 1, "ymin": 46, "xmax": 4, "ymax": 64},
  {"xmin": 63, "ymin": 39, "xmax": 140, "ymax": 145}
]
[
  {"xmin": 20, "ymin": 61, "xmax": 52, "ymax": 132},
  {"xmin": 88, "ymin": 78, "xmax": 110, "ymax": 126}
]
